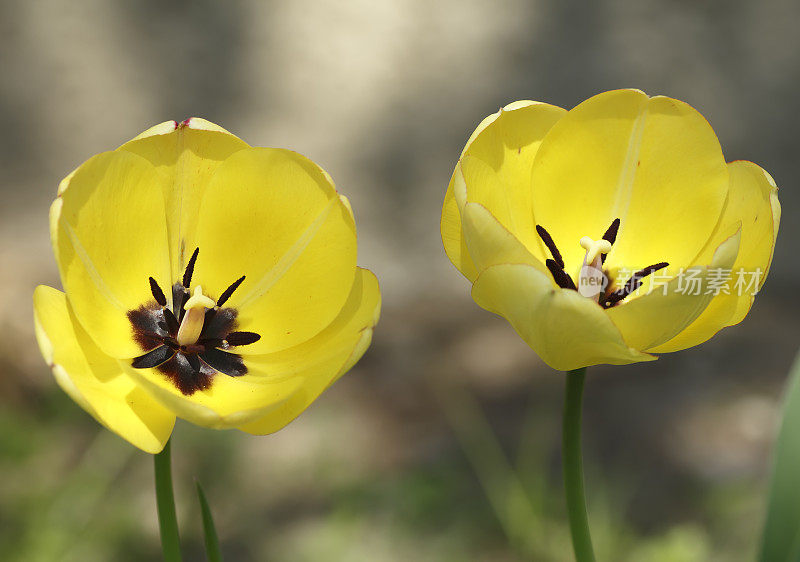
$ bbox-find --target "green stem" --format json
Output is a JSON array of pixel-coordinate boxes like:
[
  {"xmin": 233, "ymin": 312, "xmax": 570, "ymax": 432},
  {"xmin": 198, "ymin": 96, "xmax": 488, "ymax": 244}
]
[
  {"xmin": 562, "ymin": 367, "xmax": 595, "ymax": 562},
  {"xmin": 154, "ymin": 438, "xmax": 182, "ymax": 562}
]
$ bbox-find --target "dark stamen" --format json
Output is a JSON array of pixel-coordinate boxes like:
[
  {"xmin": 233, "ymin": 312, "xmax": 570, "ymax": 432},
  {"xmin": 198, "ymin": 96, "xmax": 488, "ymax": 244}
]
[
  {"xmin": 603, "ymin": 291, "xmax": 626, "ymax": 307},
  {"xmin": 201, "ymin": 308, "xmax": 237, "ymax": 340},
  {"xmin": 163, "ymin": 308, "xmax": 179, "ymax": 334},
  {"xmin": 217, "ymin": 276, "xmax": 245, "ymax": 307},
  {"xmin": 185, "ymin": 353, "xmax": 202, "ymax": 373},
  {"xmin": 199, "ymin": 348, "xmax": 247, "ymax": 377},
  {"xmin": 601, "ymin": 218, "xmax": 621, "ymax": 264},
  {"xmin": 202, "ymin": 338, "xmax": 224, "ymax": 349},
  {"xmin": 226, "ymin": 331, "xmax": 261, "ymax": 346},
  {"xmin": 635, "ymin": 261, "xmax": 669, "ymax": 279},
  {"xmin": 182, "ymin": 247, "xmax": 200, "ymax": 288},
  {"xmin": 546, "ymin": 259, "xmax": 577, "ymax": 290},
  {"xmin": 172, "ymin": 282, "xmax": 188, "ymax": 321},
  {"xmin": 622, "ymin": 262, "xmax": 669, "ymax": 295},
  {"xmin": 604, "ymin": 262, "xmax": 669, "ymax": 306},
  {"xmin": 132, "ymin": 345, "xmax": 175, "ymax": 369},
  {"xmin": 536, "ymin": 225, "xmax": 564, "ymax": 268},
  {"xmin": 602, "ymin": 218, "xmax": 621, "ymax": 246},
  {"xmin": 149, "ymin": 277, "xmax": 167, "ymax": 307}
]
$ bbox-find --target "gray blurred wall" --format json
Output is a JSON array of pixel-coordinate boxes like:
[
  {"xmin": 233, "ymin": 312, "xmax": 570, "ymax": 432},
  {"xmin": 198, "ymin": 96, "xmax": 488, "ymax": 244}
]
[{"xmin": 1, "ymin": 0, "xmax": 797, "ymax": 381}]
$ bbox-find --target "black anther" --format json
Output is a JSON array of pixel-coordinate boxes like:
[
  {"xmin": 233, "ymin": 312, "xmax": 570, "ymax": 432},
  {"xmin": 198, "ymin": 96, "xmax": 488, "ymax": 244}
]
[
  {"xmin": 183, "ymin": 247, "xmax": 200, "ymax": 288},
  {"xmin": 149, "ymin": 277, "xmax": 167, "ymax": 307},
  {"xmin": 536, "ymin": 225, "xmax": 565, "ymax": 269},
  {"xmin": 217, "ymin": 276, "xmax": 245, "ymax": 307}
]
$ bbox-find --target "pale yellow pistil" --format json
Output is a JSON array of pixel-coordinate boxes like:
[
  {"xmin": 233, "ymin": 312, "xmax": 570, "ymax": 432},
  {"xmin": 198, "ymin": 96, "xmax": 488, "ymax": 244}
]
[
  {"xmin": 577, "ymin": 237, "xmax": 612, "ymax": 300},
  {"xmin": 176, "ymin": 286, "xmax": 216, "ymax": 346}
]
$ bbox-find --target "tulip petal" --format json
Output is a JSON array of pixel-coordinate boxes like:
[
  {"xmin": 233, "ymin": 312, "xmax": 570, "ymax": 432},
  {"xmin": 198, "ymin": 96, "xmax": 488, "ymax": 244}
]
[
  {"xmin": 530, "ymin": 89, "xmax": 729, "ymax": 275},
  {"xmin": 442, "ymin": 101, "xmax": 566, "ymax": 280},
  {"xmin": 121, "ymin": 363, "xmax": 305, "ymax": 429},
  {"xmin": 471, "ymin": 263, "xmax": 654, "ymax": 371},
  {"xmin": 461, "ymin": 201, "xmax": 551, "ymax": 292},
  {"xmin": 119, "ymin": 118, "xmax": 250, "ymax": 283},
  {"xmin": 120, "ymin": 268, "xmax": 380, "ymax": 430},
  {"xmin": 605, "ymin": 229, "xmax": 740, "ymax": 352},
  {"xmin": 441, "ymin": 188, "xmax": 478, "ymax": 280},
  {"xmin": 237, "ymin": 267, "xmax": 381, "ymax": 434},
  {"xmin": 53, "ymin": 150, "xmax": 172, "ymax": 358},
  {"xmin": 650, "ymin": 161, "xmax": 780, "ymax": 353},
  {"xmin": 33, "ymin": 285, "xmax": 175, "ymax": 454},
  {"xmin": 191, "ymin": 148, "xmax": 357, "ymax": 354}
]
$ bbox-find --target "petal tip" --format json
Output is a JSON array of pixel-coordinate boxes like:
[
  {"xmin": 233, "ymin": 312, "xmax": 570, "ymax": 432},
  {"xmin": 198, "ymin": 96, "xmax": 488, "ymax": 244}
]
[
  {"xmin": 128, "ymin": 120, "xmax": 180, "ymax": 142},
  {"xmin": 501, "ymin": 100, "xmax": 536, "ymax": 112},
  {"xmin": 179, "ymin": 117, "xmax": 238, "ymax": 137}
]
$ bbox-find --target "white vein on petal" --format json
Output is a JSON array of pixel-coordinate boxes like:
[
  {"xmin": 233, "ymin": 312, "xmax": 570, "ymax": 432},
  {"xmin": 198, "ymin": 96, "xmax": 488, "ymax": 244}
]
[
  {"xmin": 64, "ymin": 222, "xmax": 125, "ymax": 309},
  {"xmin": 236, "ymin": 196, "xmax": 338, "ymax": 309},
  {"xmin": 610, "ymin": 99, "xmax": 649, "ymax": 233}
]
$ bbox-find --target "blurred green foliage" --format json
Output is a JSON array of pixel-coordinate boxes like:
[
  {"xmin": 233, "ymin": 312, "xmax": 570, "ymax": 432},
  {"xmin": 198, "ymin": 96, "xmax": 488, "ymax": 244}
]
[
  {"xmin": 759, "ymin": 350, "xmax": 800, "ymax": 562},
  {"xmin": 0, "ymin": 380, "xmax": 770, "ymax": 561}
]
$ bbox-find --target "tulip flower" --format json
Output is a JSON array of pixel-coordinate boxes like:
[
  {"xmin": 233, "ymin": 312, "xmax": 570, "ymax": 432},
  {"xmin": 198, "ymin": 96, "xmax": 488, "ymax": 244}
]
[
  {"xmin": 442, "ymin": 89, "xmax": 780, "ymax": 371},
  {"xmin": 441, "ymin": 90, "xmax": 780, "ymax": 561},
  {"xmin": 34, "ymin": 118, "xmax": 381, "ymax": 455}
]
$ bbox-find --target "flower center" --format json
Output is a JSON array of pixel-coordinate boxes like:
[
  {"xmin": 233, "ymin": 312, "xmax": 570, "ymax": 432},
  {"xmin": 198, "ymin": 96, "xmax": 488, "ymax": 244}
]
[
  {"xmin": 127, "ymin": 247, "xmax": 261, "ymax": 396},
  {"xmin": 536, "ymin": 219, "xmax": 669, "ymax": 309}
]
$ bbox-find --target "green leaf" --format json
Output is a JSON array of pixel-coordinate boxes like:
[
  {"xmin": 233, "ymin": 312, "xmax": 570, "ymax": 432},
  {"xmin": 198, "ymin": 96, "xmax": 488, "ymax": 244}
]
[
  {"xmin": 759, "ymin": 349, "xmax": 800, "ymax": 562},
  {"xmin": 196, "ymin": 481, "xmax": 222, "ymax": 562}
]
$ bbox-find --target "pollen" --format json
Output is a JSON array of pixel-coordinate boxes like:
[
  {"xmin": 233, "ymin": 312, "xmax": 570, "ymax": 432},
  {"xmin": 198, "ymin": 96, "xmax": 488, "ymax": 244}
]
[{"xmin": 177, "ymin": 286, "xmax": 215, "ymax": 346}]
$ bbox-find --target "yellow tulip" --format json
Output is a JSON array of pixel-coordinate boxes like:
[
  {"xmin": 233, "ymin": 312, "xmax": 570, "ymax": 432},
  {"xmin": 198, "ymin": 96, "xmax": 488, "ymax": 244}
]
[
  {"xmin": 442, "ymin": 90, "xmax": 780, "ymax": 371},
  {"xmin": 34, "ymin": 118, "xmax": 380, "ymax": 453}
]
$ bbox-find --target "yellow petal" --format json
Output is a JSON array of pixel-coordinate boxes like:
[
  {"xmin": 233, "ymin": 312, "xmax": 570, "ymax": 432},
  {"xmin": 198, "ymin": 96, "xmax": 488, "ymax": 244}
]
[
  {"xmin": 120, "ymin": 360, "xmax": 305, "ymax": 429},
  {"xmin": 605, "ymin": 229, "xmax": 740, "ymax": 351},
  {"xmin": 127, "ymin": 120, "xmax": 182, "ymax": 142},
  {"xmin": 650, "ymin": 161, "xmax": 780, "ymax": 353},
  {"xmin": 471, "ymin": 264, "xmax": 654, "ymax": 371},
  {"xmin": 119, "ymin": 118, "xmax": 250, "ymax": 282},
  {"xmin": 460, "ymin": 156, "xmax": 553, "ymax": 261},
  {"xmin": 530, "ymin": 89, "xmax": 729, "ymax": 276},
  {"xmin": 191, "ymin": 148, "xmax": 357, "ymax": 354},
  {"xmin": 442, "ymin": 101, "xmax": 566, "ymax": 280},
  {"xmin": 237, "ymin": 267, "xmax": 381, "ymax": 434},
  {"xmin": 461, "ymin": 201, "xmax": 550, "ymax": 285},
  {"xmin": 120, "ymin": 268, "xmax": 380, "ymax": 430},
  {"xmin": 53, "ymin": 150, "xmax": 172, "ymax": 358},
  {"xmin": 441, "ymin": 186, "xmax": 479, "ymax": 281},
  {"xmin": 33, "ymin": 285, "xmax": 175, "ymax": 454}
]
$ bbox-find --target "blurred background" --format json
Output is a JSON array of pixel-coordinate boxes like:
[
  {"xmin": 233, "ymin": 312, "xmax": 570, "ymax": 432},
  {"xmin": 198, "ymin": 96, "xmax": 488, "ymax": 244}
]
[{"xmin": 1, "ymin": 0, "xmax": 798, "ymax": 560}]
